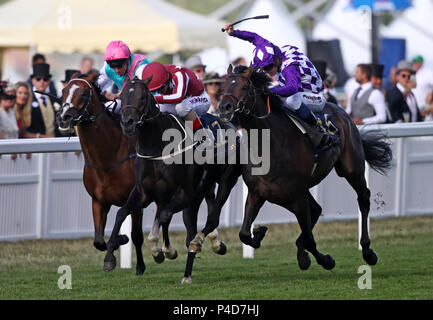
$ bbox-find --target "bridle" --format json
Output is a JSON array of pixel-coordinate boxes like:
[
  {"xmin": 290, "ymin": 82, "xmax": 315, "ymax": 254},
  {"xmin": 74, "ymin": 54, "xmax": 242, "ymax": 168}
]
[
  {"xmin": 222, "ymin": 73, "xmax": 271, "ymax": 120},
  {"xmin": 121, "ymin": 80, "xmax": 161, "ymax": 126},
  {"xmin": 61, "ymin": 78, "xmax": 103, "ymax": 125}
]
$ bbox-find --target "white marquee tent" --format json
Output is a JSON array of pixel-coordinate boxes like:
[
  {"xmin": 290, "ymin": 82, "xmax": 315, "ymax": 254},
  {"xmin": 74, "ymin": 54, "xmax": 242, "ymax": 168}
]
[
  {"xmin": 381, "ymin": 0, "xmax": 433, "ymax": 68},
  {"xmin": 312, "ymin": 0, "xmax": 372, "ymax": 75}
]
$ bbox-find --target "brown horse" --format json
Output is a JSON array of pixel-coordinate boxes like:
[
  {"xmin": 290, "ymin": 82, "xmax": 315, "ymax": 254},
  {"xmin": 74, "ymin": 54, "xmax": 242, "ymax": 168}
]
[
  {"xmin": 219, "ymin": 65, "xmax": 392, "ymax": 271},
  {"xmin": 56, "ymin": 72, "xmax": 189, "ymax": 274}
]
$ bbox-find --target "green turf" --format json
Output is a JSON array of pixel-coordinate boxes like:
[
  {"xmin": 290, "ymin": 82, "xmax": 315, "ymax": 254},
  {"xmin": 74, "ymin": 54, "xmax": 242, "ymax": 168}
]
[{"xmin": 1, "ymin": 215, "xmax": 432, "ymax": 300}]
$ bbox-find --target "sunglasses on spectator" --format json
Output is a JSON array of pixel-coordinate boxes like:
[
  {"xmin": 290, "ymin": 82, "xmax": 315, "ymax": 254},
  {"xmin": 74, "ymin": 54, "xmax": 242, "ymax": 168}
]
[
  {"xmin": 107, "ymin": 59, "xmax": 128, "ymax": 69},
  {"xmin": 399, "ymin": 73, "xmax": 411, "ymax": 79},
  {"xmin": 35, "ymin": 77, "xmax": 50, "ymax": 82}
]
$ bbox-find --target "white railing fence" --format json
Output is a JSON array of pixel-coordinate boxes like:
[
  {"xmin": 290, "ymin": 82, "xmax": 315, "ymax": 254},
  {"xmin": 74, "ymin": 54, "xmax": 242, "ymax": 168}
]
[{"xmin": 1, "ymin": 122, "xmax": 433, "ymax": 265}]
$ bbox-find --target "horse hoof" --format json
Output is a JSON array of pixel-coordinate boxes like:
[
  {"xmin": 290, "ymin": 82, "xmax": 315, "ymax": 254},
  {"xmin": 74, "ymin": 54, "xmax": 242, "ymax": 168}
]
[
  {"xmin": 181, "ymin": 277, "xmax": 192, "ymax": 285},
  {"xmin": 103, "ymin": 258, "xmax": 117, "ymax": 272},
  {"xmin": 251, "ymin": 226, "xmax": 268, "ymax": 248},
  {"xmin": 165, "ymin": 249, "xmax": 178, "ymax": 260},
  {"xmin": 215, "ymin": 242, "xmax": 227, "ymax": 255},
  {"xmin": 93, "ymin": 241, "xmax": 107, "ymax": 251},
  {"xmin": 363, "ymin": 249, "xmax": 378, "ymax": 266},
  {"xmin": 118, "ymin": 234, "xmax": 129, "ymax": 246},
  {"xmin": 136, "ymin": 264, "xmax": 146, "ymax": 276},
  {"xmin": 319, "ymin": 254, "xmax": 335, "ymax": 270},
  {"xmin": 153, "ymin": 251, "xmax": 165, "ymax": 264},
  {"xmin": 297, "ymin": 251, "xmax": 311, "ymax": 270}
]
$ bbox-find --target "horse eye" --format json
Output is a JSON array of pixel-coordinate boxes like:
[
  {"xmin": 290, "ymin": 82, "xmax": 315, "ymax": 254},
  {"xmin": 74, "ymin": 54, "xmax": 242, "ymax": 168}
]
[{"xmin": 242, "ymin": 85, "xmax": 248, "ymax": 91}]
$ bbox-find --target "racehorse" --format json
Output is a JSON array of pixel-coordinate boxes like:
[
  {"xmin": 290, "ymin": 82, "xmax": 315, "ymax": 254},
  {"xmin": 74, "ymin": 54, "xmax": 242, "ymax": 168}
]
[
  {"xmin": 218, "ymin": 65, "xmax": 393, "ymax": 270},
  {"xmin": 104, "ymin": 77, "xmax": 241, "ymax": 283},
  {"xmin": 56, "ymin": 71, "xmax": 194, "ymax": 274}
]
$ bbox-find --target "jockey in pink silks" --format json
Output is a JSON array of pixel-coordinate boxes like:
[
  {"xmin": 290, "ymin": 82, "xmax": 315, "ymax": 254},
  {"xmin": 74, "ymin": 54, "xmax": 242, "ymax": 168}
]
[
  {"xmin": 224, "ymin": 24, "xmax": 337, "ymax": 148},
  {"xmin": 96, "ymin": 40, "xmax": 151, "ymax": 114}
]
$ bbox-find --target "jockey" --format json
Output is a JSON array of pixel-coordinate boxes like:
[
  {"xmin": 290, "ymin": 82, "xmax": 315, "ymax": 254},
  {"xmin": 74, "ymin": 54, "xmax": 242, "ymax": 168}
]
[
  {"xmin": 141, "ymin": 61, "xmax": 210, "ymax": 136},
  {"xmin": 224, "ymin": 25, "xmax": 337, "ymax": 148},
  {"xmin": 96, "ymin": 40, "xmax": 151, "ymax": 114}
]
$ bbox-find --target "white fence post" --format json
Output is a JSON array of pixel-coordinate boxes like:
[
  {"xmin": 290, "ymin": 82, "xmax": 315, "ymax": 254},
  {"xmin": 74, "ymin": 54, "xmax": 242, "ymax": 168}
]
[
  {"xmin": 359, "ymin": 162, "xmax": 370, "ymax": 250},
  {"xmin": 119, "ymin": 215, "xmax": 132, "ymax": 269},
  {"xmin": 242, "ymin": 182, "xmax": 255, "ymax": 259}
]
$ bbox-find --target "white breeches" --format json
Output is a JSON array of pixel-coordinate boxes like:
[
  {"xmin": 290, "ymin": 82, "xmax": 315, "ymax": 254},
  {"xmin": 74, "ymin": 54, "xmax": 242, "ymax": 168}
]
[
  {"xmin": 284, "ymin": 91, "xmax": 326, "ymax": 113},
  {"xmin": 105, "ymin": 99, "xmax": 122, "ymax": 114},
  {"xmin": 159, "ymin": 91, "xmax": 210, "ymax": 117}
]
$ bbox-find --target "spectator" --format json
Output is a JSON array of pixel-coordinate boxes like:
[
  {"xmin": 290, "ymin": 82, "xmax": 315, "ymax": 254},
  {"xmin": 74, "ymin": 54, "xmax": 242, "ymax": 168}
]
[
  {"xmin": 61, "ymin": 69, "xmax": 80, "ymax": 88},
  {"xmin": 343, "ymin": 72, "xmax": 358, "ymax": 109},
  {"xmin": 27, "ymin": 53, "xmax": 58, "ymax": 98},
  {"xmin": 80, "ymin": 57, "xmax": 95, "ymax": 76},
  {"xmin": 28, "ymin": 63, "xmax": 60, "ymax": 138},
  {"xmin": 312, "ymin": 60, "xmax": 338, "ymax": 105},
  {"xmin": 0, "ymin": 83, "xmax": 19, "ymax": 139},
  {"xmin": 202, "ymin": 71, "xmax": 224, "ymax": 116},
  {"xmin": 184, "ymin": 55, "xmax": 206, "ymax": 80},
  {"xmin": 411, "ymin": 55, "xmax": 433, "ymax": 120},
  {"xmin": 385, "ymin": 60, "xmax": 422, "ymax": 123},
  {"xmin": 383, "ymin": 65, "xmax": 397, "ymax": 92},
  {"xmin": 346, "ymin": 63, "xmax": 387, "ymax": 125},
  {"xmin": 371, "ymin": 64, "xmax": 384, "ymax": 91},
  {"xmin": 13, "ymin": 82, "xmax": 32, "ymax": 138},
  {"xmin": 232, "ymin": 56, "xmax": 247, "ymax": 67}
]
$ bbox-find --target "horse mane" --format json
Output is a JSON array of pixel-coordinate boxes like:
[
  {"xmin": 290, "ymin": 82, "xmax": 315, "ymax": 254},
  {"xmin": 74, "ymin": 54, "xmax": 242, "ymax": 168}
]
[{"xmin": 232, "ymin": 66, "xmax": 286, "ymax": 114}]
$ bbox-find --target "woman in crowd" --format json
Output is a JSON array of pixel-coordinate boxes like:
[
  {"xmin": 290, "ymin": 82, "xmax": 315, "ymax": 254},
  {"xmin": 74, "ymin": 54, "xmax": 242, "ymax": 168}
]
[
  {"xmin": 13, "ymin": 81, "xmax": 32, "ymax": 138},
  {"xmin": 0, "ymin": 83, "xmax": 19, "ymax": 140},
  {"xmin": 202, "ymin": 71, "xmax": 224, "ymax": 116}
]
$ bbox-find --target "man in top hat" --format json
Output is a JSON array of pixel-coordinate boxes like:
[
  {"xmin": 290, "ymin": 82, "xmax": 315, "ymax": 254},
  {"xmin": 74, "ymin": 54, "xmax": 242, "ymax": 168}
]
[
  {"xmin": 312, "ymin": 60, "xmax": 338, "ymax": 105},
  {"xmin": 385, "ymin": 60, "xmax": 422, "ymax": 123},
  {"xmin": 61, "ymin": 69, "xmax": 80, "ymax": 88},
  {"xmin": 346, "ymin": 63, "xmax": 387, "ymax": 125},
  {"xmin": 371, "ymin": 64, "xmax": 384, "ymax": 90},
  {"xmin": 28, "ymin": 63, "xmax": 60, "ymax": 138},
  {"xmin": 184, "ymin": 55, "xmax": 206, "ymax": 80},
  {"xmin": 26, "ymin": 53, "xmax": 58, "ymax": 99}
]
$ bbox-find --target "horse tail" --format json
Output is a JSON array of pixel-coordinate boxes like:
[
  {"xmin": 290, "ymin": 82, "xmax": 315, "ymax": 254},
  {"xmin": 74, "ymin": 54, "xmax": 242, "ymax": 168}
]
[{"xmin": 360, "ymin": 129, "xmax": 393, "ymax": 176}]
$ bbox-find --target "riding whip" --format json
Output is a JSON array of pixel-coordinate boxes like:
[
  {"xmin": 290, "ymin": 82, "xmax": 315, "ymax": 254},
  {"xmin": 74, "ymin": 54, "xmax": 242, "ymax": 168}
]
[{"xmin": 221, "ymin": 15, "xmax": 269, "ymax": 32}]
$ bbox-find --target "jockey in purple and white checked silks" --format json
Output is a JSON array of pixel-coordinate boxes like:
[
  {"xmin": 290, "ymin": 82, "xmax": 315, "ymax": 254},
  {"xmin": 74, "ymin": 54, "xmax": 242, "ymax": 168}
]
[{"xmin": 225, "ymin": 25, "xmax": 337, "ymax": 147}]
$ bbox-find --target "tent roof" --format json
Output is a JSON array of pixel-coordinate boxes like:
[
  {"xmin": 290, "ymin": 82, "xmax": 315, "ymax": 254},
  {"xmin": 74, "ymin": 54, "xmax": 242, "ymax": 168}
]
[
  {"xmin": 312, "ymin": 0, "xmax": 371, "ymax": 73},
  {"xmin": 0, "ymin": 0, "xmax": 226, "ymax": 53},
  {"xmin": 227, "ymin": 0, "xmax": 305, "ymax": 63},
  {"xmin": 381, "ymin": 0, "xmax": 433, "ymax": 68}
]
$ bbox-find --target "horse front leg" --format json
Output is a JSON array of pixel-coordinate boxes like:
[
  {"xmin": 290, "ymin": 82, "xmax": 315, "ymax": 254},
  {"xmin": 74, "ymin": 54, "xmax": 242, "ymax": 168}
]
[
  {"xmin": 147, "ymin": 208, "xmax": 165, "ymax": 264},
  {"xmin": 103, "ymin": 186, "xmax": 147, "ymax": 272},
  {"xmin": 131, "ymin": 209, "xmax": 146, "ymax": 275},
  {"xmin": 92, "ymin": 200, "xmax": 110, "ymax": 251},
  {"xmin": 239, "ymin": 192, "xmax": 266, "ymax": 249}
]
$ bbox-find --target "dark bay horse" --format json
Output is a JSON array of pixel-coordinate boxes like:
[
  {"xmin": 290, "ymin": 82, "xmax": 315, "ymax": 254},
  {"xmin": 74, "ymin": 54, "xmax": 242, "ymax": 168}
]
[
  {"xmin": 219, "ymin": 65, "xmax": 392, "ymax": 271},
  {"xmin": 56, "ymin": 72, "xmax": 185, "ymax": 274},
  {"xmin": 104, "ymin": 77, "xmax": 241, "ymax": 283}
]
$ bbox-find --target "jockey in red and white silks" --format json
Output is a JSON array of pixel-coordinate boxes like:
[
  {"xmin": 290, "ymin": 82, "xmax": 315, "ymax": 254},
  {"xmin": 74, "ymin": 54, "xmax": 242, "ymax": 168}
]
[
  {"xmin": 141, "ymin": 62, "xmax": 210, "ymax": 132},
  {"xmin": 96, "ymin": 40, "xmax": 151, "ymax": 114}
]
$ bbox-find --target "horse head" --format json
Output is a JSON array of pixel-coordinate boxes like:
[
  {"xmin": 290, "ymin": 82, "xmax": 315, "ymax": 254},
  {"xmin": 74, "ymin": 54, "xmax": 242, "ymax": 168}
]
[
  {"xmin": 219, "ymin": 64, "xmax": 254, "ymax": 122},
  {"xmin": 119, "ymin": 76, "xmax": 156, "ymax": 137},
  {"xmin": 57, "ymin": 71, "xmax": 99, "ymax": 135}
]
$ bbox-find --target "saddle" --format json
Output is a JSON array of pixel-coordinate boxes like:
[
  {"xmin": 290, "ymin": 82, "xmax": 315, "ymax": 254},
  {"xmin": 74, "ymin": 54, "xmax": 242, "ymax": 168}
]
[{"xmin": 284, "ymin": 110, "xmax": 340, "ymax": 153}]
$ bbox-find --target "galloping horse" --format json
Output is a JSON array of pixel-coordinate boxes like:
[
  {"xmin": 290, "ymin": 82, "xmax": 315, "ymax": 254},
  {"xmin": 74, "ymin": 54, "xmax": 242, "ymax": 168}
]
[
  {"xmin": 219, "ymin": 65, "xmax": 392, "ymax": 270},
  {"xmin": 57, "ymin": 72, "xmax": 186, "ymax": 274},
  {"xmin": 103, "ymin": 77, "xmax": 241, "ymax": 283}
]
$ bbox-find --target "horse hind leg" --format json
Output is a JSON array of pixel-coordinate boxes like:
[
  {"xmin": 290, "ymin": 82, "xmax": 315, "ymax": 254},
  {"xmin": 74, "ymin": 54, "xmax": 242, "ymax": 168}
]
[
  {"xmin": 161, "ymin": 213, "xmax": 178, "ymax": 260},
  {"xmin": 296, "ymin": 193, "xmax": 322, "ymax": 270},
  {"xmin": 340, "ymin": 169, "xmax": 378, "ymax": 266},
  {"xmin": 147, "ymin": 213, "xmax": 165, "ymax": 264},
  {"xmin": 290, "ymin": 196, "xmax": 335, "ymax": 271},
  {"xmin": 131, "ymin": 209, "xmax": 146, "ymax": 275}
]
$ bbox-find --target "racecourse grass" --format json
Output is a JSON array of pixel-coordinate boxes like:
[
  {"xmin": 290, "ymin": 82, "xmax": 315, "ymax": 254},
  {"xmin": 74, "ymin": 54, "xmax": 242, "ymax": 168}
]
[{"xmin": 0, "ymin": 215, "xmax": 432, "ymax": 300}]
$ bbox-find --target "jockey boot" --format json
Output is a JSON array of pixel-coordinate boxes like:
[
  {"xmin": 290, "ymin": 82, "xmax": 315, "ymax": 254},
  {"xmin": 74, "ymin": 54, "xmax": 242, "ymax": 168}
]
[
  {"xmin": 294, "ymin": 103, "xmax": 337, "ymax": 148},
  {"xmin": 184, "ymin": 110, "xmax": 213, "ymax": 148}
]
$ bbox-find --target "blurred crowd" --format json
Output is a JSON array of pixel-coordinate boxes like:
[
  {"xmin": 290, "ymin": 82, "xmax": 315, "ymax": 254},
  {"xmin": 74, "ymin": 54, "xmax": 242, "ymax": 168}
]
[{"xmin": 1, "ymin": 51, "xmax": 432, "ymax": 151}]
